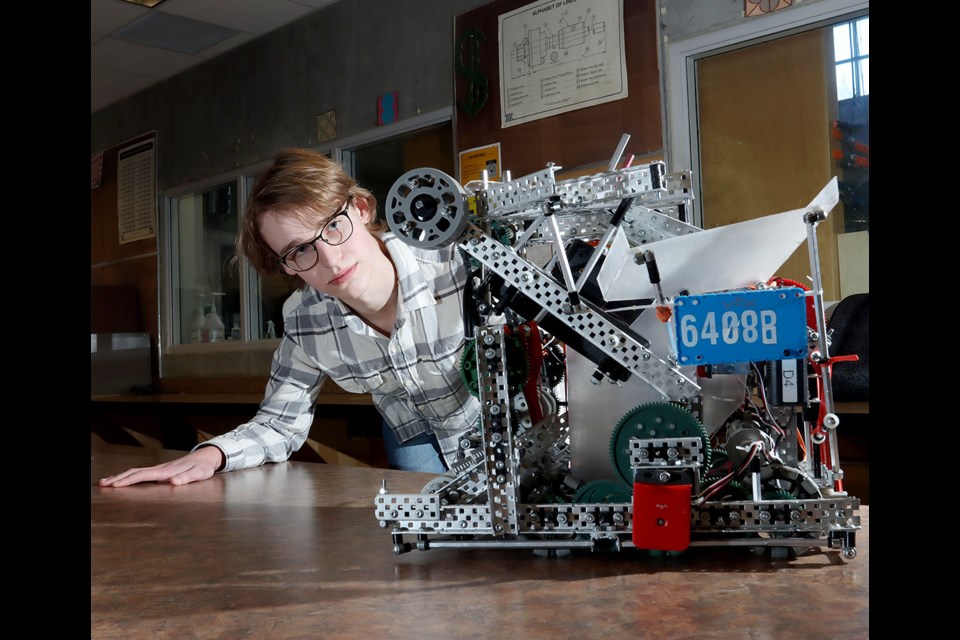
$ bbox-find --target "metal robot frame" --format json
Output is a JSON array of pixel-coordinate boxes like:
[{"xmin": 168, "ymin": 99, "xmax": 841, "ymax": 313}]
[{"xmin": 373, "ymin": 137, "xmax": 861, "ymax": 560}]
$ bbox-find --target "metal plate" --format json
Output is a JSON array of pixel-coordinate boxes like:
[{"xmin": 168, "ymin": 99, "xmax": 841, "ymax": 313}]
[{"xmin": 673, "ymin": 288, "xmax": 807, "ymax": 366}]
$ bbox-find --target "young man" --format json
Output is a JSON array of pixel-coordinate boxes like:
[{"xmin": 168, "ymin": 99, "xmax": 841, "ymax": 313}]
[{"xmin": 100, "ymin": 148, "xmax": 480, "ymax": 487}]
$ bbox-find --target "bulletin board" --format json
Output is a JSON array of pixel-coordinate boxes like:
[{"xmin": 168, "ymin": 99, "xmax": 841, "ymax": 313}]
[{"xmin": 453, "ymin": 0, "xmax": 662, "ymax": 181}]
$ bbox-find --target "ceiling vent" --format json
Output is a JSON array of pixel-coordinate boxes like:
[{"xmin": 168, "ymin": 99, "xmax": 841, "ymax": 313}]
[{"xmin": 112, "ymin": 10, "xmax": 239, "ymax": 55}]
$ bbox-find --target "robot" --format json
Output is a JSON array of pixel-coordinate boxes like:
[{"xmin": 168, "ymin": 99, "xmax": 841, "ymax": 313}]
[{"xmin": 373, "ymin": 137, "xmax": 861, "ymax": 560}]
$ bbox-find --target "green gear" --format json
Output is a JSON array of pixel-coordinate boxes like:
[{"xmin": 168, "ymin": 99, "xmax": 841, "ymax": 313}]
[
  {"xmin": 762, "ymin": 489, "xmax": 796, "ymax": 501},
  {"xmin": 491, "ymin": 221, "xmax": 517, "ymax": 246},
  {"xmin": 608, "ymin": 402, "xmax": 712, "ymax": 486},
  {"xmin": 702, "ymin": 479, "xmax": 749, "ymax": 501},
  {"xmin": 573, "ymin": 479, "xmax": 632, "ymax": 504},
  {"xmin": 464, "ymin": 222, "xmax": 516, "ymax": 271},
  {"xmin": 459, "ymin": 339, "xmax": 480, "ymax": 397},
  {"xmin": 459, "ymin": 335, "xmax": 530, "ymax": 398}
]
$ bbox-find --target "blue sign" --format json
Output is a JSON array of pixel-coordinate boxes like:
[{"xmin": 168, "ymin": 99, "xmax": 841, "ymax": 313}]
[{"xmin": 673, "ymin": 288, "xmax": 808, "ymax": 366}]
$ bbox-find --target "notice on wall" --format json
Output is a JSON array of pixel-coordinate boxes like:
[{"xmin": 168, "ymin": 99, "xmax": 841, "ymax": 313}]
[
  {"xmin": 498, "ymin": 0, "xmax": 627, "ymax": 128},
  {"xmin": 91, "ymin": 151, "xmax": 104, "ymax": 190},
  {"xmin": 117, "ymin": 139, "xmax": 156, "ymax": 244},
  {"xmin": 459, "ymin": 142, "xmax": 502, "ymax": 184}
]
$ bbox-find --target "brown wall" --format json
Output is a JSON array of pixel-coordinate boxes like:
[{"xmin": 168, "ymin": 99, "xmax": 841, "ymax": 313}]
[
  {"xmin": 91, "ymin": 132, "xmax": 160, "ymax": 380},
  {"xmin": 454, "ymin": 0, "xmax": 663, "ymax": 177}
]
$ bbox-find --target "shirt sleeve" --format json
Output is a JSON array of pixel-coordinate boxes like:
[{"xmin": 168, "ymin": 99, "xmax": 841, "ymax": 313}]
[{"xmin": 192, "ymin": 333, "xmax": 326, "ymax": 472}]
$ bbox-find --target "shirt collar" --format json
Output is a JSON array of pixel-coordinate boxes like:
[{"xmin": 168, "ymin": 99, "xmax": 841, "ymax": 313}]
[{"xmin": 382, "ymin": 234, "xmax": 437, "ymax": 312}]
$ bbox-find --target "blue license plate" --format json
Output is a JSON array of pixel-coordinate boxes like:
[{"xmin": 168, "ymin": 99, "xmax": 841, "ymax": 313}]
[{"xmin": 673, "ymin": 288, "xmax": 808, "ymax": 366}]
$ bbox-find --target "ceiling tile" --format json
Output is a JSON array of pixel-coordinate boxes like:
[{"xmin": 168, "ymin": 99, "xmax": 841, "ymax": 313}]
[
  {"xmin": 158, "ymin": 0, "xmax": 318, "ymax": 34},
  {"xmin": 112, "ymin": 10, "xmax": 240, "ymax": 55},
  {"xmin": 91, "ymin": 0, "xmax": 149, "ymax": 36},
  {"xmin": 92, "ymin": 38, "xmax": 199, "ymax": 78}
]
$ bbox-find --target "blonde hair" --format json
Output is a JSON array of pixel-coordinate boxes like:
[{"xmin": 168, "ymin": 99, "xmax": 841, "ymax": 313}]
[{"xmin": 236, "ymin": 148, "xmax": 387, "ymax": 281}]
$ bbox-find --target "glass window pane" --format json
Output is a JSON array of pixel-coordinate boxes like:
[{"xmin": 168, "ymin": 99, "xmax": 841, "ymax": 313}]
[
  {"xmin": 172, "ymin": 181, "xmax": 239, "ymax": 345},
  {"xmin": 835, "ymin": 62, "xmax": 853, "ymax": 101},
  {"xmin": 858, "ymin": 58, "xmax": 869, "ymax": 97},
  {"xmin": 856, "ymin": 17, "xmax": 869, "ymax": 55},
  {"xmin": 238, "ymin": 173, "xmax": 298, "ymax": 341},
  {"xmin": 249, "ymin": 271, "xmax": 297, "ymax": 340},
  {"xmin": 833, "ymin": 23, "xmax": 851, "ymax": 61},
  {"xmin": 344, "ymin": 122, "xmax": 454, "ymax": 221}
]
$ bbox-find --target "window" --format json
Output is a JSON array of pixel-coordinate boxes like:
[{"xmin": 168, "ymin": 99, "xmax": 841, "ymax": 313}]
[
  {"xmin": 833, "ymin": 17, "xmax": 868, "ymax": 101},
  {"xmin": 341, "ymin": 121, "xmax": 455, "ymax": 222},
  {"xmin": 831, "ymin": 17, "xmax": 869, "ymax": 235},
  {"xmin": 164, "ymin": 174, "xmax": 296, "ymax": 350},
  {"xmin": 169, "ymin": 180, "xmax": 240, "ymax": 345},
  {"xmin": 161, "ymin": 112, "xmax": 453, "ymax": 362},
  {"xmin": 667, "ymin": 2, "xmax": 868, "ymax": 301}
]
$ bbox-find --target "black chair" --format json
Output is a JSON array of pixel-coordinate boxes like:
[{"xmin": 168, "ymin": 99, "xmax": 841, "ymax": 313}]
[{"xmin": 827, "ymin": 293, "xmax": 869, "ymax": 402}]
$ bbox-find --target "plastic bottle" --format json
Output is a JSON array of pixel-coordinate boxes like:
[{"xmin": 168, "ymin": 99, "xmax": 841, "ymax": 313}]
[
  {"xmin": 190, "ymin": 300, "xmax": 206, "ymax": 343},
  {"xmin": 205, "ymin": 307, "xmax": 225, "ymax": 342},
  {"xmin": 230, "ymin": 316, "xmax": 241, "ymax": 341}
]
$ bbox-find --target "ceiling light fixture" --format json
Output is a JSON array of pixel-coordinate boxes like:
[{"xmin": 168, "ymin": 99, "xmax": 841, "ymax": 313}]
[{"xmin": 121, "ymin": 0, "xmax": 167, "ymax": 8}]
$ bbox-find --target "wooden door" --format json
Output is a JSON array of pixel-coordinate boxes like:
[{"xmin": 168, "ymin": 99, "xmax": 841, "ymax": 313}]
[{"xmin": 696, "ymin": 28, "xmax": 843, "ymax": 300}]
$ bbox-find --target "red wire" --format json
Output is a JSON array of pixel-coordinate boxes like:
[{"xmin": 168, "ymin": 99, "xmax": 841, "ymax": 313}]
[{"xmin": 768, "ymin": 276, "xmax": 817, "ymax": 328}]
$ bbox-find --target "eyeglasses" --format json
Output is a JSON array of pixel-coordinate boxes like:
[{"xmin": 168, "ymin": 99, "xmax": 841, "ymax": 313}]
[{"xmin": 276, "ymin": 204, "xmax": 354, "ymax": 272}]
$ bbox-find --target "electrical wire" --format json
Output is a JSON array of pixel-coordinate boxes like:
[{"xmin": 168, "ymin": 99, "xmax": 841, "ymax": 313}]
[{"xmin": 696, "ymin": 441, "xmax": 761, "ymax": 505}]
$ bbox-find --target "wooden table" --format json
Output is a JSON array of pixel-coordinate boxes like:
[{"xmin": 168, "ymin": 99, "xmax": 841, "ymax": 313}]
[{"xmin": 91, "ymin": 436, "xmax": 869, "ymax": 639}]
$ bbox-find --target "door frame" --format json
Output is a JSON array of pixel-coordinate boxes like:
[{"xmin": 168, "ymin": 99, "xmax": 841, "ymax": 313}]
[{"xmin": 663, "ymin": 0, "xmax": 869, "ymax": 227}]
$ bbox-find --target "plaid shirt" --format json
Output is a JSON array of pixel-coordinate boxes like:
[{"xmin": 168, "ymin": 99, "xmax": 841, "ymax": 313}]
[{"xmin": 200, "ymin": 234, "xmax": 481, "ymax": 471}]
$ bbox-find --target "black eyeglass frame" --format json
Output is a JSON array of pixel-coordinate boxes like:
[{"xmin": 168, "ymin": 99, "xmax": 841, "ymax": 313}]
[{"xmin": 275, "ymin": 205, "xmax": 354, "ymax": 272}]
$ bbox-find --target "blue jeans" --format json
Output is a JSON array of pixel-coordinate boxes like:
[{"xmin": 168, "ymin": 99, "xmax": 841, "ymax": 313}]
[{"xmin": 382, "ymin": 421, "xmax": 447, "ymax": 473}]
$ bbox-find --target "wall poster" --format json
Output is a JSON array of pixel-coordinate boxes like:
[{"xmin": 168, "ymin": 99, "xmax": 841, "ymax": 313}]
[
  {"xmin": 498, "ymin": 0, "xmax": 627, "ymax": 128},
  {"xmin": 117, "ymin": 138, "xmax": 156, "ymax": 244}
]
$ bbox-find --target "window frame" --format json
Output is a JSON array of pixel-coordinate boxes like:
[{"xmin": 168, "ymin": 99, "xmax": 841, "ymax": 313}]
[
  {"xmin": 663, "ymin": 0, "xmax": 869, "ymax": 228},
  {"xmin": 833, "ymin": 16, "xmax": 869, "ymax": 100},
  {"xmin": 156, "ymin": 107, "xmax": 453, "ymax": 376}
]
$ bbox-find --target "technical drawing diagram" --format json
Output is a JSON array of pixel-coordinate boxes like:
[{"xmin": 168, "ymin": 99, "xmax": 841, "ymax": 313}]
[
  {"xmin": 498, "ymin": 0, "xmax": 627, "ymax": 128},
  {"xmin": 509, "ymin": 8, "xmax": 607, "ymax": 80}
]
